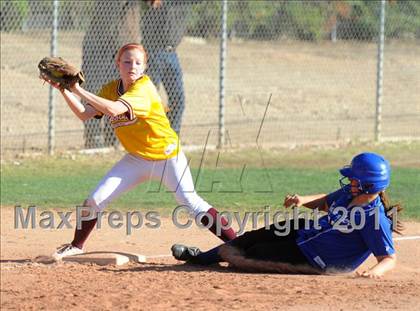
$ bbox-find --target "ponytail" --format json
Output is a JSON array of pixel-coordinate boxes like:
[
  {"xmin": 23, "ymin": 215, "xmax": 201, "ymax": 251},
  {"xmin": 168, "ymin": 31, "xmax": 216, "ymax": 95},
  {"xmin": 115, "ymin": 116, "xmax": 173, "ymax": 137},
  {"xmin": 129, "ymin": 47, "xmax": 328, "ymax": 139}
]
[{"xmin": 379, "ymin": 191, "xmax": 404, "ymax": 235}]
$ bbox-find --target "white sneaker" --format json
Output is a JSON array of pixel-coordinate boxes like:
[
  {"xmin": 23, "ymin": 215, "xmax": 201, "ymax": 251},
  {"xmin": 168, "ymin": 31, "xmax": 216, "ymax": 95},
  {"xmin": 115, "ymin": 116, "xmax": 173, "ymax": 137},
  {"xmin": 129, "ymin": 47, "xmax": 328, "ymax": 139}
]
[{"xmin": 52, "ymin": 244, "xmax": 83, "ymax": 261}]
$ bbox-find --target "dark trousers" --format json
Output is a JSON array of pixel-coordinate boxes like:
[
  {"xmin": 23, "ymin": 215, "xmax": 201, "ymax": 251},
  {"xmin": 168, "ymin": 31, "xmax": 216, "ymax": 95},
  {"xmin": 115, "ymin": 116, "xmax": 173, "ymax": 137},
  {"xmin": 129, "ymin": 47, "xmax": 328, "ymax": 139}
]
[
  {"xmin": 230, "ymin": 219, "xmax": 308, "ymax": 263},
  {"xmin": 147, "ymin": 49, "xmax": 185, "ymax": 135},
  {"xmin": 196, "ymin": 219, "xmax": 308, "ymax": 265}
]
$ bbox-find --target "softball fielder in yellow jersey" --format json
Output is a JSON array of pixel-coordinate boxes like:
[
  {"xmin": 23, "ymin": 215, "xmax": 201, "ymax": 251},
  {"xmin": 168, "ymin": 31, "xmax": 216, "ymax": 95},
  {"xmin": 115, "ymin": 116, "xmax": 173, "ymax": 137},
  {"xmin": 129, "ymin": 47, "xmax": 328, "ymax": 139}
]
[{"xmin": 41, "ymin": 43, "xmax": 236, "ymax": 259}]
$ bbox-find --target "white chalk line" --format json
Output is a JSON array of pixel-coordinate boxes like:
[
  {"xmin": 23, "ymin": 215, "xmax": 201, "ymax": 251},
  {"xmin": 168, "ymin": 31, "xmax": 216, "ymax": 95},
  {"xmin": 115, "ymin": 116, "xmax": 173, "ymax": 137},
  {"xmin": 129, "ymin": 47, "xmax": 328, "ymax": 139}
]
[
  {"xmin": 146, "ymin": 236, "xmax": 420, "ymax": 259},
  {"xmin": 394, "ymin": 235, "xmax": 420, "ymax": 241}
]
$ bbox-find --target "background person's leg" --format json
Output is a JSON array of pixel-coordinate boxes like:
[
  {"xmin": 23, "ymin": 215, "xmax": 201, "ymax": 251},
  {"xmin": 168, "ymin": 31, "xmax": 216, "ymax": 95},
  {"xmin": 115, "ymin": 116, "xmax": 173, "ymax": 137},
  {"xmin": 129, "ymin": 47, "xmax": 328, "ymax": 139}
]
[
  {"xmin": 161, "ymin": 51, "xmax": 185, "ymax": 134},
  {"xmin": 84, "ymin": 118, "xmax": 102, "ymax": 148},
  {"xmin": 146, "ymin": 49, "xmax": 163, "ymax": 87}
]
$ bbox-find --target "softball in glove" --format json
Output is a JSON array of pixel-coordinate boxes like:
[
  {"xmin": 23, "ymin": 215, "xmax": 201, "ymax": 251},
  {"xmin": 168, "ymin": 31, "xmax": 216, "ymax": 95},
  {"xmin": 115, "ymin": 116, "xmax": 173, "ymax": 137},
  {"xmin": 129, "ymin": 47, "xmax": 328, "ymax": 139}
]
[{"xmin": 38, "ymin": 56, "xmax": 85, "ymax": 90}]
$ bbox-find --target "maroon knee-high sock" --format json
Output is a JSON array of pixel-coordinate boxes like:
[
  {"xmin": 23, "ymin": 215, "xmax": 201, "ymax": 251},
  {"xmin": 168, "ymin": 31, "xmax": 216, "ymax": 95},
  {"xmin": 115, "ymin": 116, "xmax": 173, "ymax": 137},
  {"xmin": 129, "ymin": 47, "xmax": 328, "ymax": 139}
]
[
  {"xmin": 71, "ymin": 218, "xmax": 97, "ymax": 249},
  {"xmin": 200, "ymin": 208, "xmax": 237, "ymax": 242}
]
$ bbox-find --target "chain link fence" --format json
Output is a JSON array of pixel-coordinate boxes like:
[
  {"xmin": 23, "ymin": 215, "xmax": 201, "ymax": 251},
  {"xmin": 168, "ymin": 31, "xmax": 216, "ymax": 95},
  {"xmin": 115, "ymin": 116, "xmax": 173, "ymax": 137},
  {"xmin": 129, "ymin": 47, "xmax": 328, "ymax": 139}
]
[{"xmin": 1, "ymin": 0, "xmax": 419, "ymax": 155}]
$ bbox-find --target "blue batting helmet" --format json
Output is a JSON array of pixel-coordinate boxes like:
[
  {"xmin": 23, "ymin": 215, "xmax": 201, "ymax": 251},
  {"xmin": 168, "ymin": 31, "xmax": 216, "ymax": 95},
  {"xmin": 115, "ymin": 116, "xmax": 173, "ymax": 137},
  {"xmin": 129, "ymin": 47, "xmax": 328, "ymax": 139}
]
[{"xmin": 339, "ymin": 152, "xmax": 391, "ymax": 194}]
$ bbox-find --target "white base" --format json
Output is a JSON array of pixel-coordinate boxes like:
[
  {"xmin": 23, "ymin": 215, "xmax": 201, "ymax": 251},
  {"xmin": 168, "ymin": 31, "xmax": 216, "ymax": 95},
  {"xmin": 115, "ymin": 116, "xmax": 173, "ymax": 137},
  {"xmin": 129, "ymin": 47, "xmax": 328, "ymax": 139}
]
[{"xmin": 62, "ymin": 251, "xmax": 146, "ymax": 266}]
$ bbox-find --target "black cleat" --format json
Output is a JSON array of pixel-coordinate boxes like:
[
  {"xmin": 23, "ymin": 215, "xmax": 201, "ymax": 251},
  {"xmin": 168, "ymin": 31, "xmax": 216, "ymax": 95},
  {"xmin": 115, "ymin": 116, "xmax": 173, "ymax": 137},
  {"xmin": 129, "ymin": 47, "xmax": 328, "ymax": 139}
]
[{"xmin": 171, "ymin": 244, "xmax": 202, "ymax": 262}]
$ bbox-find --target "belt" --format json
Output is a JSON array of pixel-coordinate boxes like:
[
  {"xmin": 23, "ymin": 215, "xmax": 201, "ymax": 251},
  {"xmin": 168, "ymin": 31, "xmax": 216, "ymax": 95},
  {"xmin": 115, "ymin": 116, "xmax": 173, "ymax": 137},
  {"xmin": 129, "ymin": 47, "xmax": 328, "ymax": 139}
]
[{"xmin": 165, "ymin": 45, "xmax": 175, "ymax": 52}]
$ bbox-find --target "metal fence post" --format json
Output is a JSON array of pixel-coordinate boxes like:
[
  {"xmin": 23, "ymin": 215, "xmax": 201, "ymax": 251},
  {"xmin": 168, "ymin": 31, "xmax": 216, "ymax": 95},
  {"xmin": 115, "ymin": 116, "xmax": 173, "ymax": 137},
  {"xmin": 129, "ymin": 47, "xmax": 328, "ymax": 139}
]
[
  {"xmin": 375, "ymin": 0, "xmax": 386, "ymax": 142},
  {"xmin": 48, "ymin": 0, "xmax": 59, "ymax": 155},
  {"xmin": 218, "ymin": 0, "xmax": 228, "ymax": 148}
]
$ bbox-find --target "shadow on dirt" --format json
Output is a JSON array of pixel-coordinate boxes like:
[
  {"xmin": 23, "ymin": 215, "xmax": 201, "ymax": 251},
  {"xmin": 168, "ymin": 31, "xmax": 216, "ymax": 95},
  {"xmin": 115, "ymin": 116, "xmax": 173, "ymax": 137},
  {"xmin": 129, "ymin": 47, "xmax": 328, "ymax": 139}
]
[{"xmin": 0, "ymin": 259, "xmax": 32, "ymax": 264}]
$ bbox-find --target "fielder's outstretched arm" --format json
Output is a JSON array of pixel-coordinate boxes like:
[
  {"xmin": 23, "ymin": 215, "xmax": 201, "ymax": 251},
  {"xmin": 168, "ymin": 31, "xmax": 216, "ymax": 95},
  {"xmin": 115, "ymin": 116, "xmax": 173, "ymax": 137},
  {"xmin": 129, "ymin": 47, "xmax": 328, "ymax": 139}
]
[
  {"xmin": 60, "ymin": 88, "xmax": 99, "ymax": 121},
  {"xmin": 70, "ymin": 83, "xmax": 128, "ymax": 117},
  {"xmin": 42, "ymin": 78, "xmax": 98, "ymax": 121}
]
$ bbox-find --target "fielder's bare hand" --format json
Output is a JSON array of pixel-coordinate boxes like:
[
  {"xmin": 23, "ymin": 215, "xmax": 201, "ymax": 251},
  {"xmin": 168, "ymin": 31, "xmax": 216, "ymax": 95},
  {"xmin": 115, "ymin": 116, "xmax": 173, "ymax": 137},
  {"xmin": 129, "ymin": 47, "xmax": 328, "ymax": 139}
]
[{"xmin": 40, "ymin": 76, "xmax": 64, "ymax": 92}]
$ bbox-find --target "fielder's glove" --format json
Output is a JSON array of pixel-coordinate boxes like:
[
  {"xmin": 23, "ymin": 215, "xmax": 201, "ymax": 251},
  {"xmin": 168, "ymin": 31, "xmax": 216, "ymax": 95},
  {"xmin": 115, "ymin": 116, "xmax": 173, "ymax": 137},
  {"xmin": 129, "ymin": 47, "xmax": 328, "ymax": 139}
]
[{"xmin": 38, "ymin": 56, "xmax": 85, "ymax": 90}]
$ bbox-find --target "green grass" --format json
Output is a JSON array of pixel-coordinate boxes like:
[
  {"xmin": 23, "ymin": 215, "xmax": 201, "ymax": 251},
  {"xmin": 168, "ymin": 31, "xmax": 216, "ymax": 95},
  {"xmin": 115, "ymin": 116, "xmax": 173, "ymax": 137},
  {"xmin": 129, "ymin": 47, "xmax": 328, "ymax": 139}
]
[{"xmin": 1, "ymin": 143, "xmax": 419, "ymax": 220}]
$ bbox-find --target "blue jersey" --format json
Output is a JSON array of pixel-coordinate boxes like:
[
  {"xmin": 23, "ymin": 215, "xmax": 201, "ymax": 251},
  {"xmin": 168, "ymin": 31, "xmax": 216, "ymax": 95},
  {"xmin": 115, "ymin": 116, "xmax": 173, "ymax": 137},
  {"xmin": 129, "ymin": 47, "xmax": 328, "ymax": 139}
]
[{"xmin": 296, "ymin": 187, "xmax": 395, "ymax": 271}]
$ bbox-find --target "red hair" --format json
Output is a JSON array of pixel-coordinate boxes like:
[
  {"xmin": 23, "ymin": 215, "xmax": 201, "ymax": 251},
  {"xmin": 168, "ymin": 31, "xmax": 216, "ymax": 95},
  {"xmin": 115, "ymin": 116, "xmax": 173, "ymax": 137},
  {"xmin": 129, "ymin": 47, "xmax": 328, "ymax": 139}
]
[{"xmin": 116, "ymin": 43, "xmax": 148, "ymax": 63}]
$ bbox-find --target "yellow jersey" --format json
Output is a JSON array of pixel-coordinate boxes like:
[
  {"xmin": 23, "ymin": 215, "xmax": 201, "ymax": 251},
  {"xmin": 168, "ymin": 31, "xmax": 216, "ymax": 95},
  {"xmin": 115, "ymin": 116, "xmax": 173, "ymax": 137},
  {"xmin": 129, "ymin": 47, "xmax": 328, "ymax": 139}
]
[{"xmin": 96, "ymin": 75, "xmax": 180, "ymax": 160}]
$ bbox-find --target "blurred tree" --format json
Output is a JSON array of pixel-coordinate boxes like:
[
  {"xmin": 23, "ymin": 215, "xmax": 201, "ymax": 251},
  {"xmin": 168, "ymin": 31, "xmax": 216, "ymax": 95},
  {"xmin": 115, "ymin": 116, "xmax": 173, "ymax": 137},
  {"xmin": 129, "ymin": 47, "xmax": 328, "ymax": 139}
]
[{"xmin": 1, "ymin": 0, "xmax": 29, "ymax": 31}]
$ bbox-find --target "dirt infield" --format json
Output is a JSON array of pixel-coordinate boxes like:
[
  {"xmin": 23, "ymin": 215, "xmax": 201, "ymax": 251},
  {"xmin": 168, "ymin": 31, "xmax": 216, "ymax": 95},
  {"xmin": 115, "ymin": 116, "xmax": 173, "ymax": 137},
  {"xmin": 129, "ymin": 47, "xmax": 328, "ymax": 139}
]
[{"xmin": 1, "ymin": 207, "xmax": 420, "ymax": 310}]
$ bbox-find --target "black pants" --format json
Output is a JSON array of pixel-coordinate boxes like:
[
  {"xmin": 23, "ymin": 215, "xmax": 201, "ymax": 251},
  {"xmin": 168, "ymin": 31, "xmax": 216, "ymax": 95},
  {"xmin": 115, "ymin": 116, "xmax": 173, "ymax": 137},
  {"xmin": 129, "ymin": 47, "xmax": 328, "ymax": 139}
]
[{"xmin": 229, "ymin": 219, "xmax": 308, "ymax": 264}]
